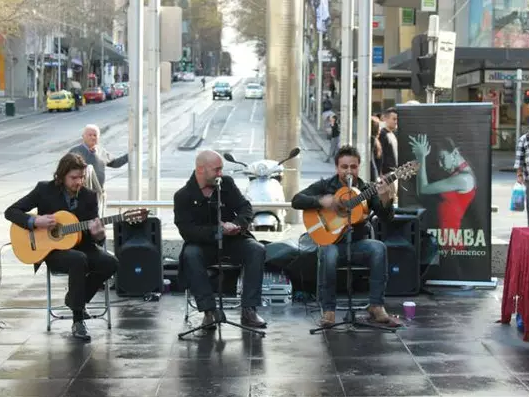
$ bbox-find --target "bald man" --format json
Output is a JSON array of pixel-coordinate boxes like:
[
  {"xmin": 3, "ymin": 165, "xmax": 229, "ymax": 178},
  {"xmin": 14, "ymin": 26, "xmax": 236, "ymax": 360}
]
[{"xmin": 174, "ymin": 150, "xmax": 267, "ymax": 329}]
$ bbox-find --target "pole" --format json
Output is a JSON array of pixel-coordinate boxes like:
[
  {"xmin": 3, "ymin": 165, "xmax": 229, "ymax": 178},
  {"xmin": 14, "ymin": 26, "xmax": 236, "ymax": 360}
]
[
  {"xmin": 127, "ymin": 1, "xmax": 144, "ymax": 200},
  {"xmin": 316, "ymin": 30, "xmax": 323, "ymax": 130},
  {"xmin": 425, "ymin": 15, "xmax": 439, "ymax": 104},
  {"xmin": 148, "ymin": 0, "xmax": 161, "ymax": 216},
  {"xmin": 340, "ymin": 0, "xmax": 354, "ymax": 145},
  {"xmin": 57, "ymin": 33, "xmax": 61, "ymax": 90},
  {"xmin": 34, "ymin": 35, "xmax": 39, "ymax": 110},
  {"xmin": 516, "ymin": 68, "xmax": 522, "ymax": 144},
  {"xmin": 101, "ymin": 33, "xmax": 105, "ymax": 86},
  {"xmin": 357, "ymin": 0, "xmax": 372, "ymax": 182}
]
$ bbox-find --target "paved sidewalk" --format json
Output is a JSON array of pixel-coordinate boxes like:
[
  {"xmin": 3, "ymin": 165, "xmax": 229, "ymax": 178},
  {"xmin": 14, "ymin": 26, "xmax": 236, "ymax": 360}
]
[{"xmin": 0, "ymin": 97, "xmax": 42, "ymax": 122}]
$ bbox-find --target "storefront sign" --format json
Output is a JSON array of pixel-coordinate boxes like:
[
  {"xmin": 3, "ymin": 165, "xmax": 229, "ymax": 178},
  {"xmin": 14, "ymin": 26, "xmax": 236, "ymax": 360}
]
[
  {"xmin": 484, "ymin": 69, "xmax": 529, "ymax": 83},
  {"xmin": 397, "ymin": 103, "xmax": 493, "ymax": 283}
]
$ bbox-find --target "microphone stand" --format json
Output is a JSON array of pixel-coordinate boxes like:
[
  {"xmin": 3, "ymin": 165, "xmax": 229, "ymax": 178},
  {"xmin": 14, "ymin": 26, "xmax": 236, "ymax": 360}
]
[
  {"xmin": 178, "ymin": 178, "xmax": 266, "ymax": 339},
  {"xmin": 310, "ymin": 175, "xmax": 396, "ymax": 335}
]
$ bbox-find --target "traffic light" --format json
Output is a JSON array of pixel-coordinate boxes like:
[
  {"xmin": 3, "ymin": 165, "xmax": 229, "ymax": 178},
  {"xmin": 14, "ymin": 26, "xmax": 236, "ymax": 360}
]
[
  {"xmin": 524, "ymin": 89, "xmax": 529, "ymax": 104},
  {"xmin": 503, "ymin": 81, "xmax": 515, "ymax": 104},
  {"xmin": 411, "ymin": 34, "xmax": 435, "ymax": 96}
]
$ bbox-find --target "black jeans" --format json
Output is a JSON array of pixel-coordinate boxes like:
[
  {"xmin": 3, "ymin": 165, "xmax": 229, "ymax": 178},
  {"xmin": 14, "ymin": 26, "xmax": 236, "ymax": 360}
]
[
  {"xmin": 45, "ymin": 246, "xmax": 118, "ymax": 311},
  {"xmin": 181, "ymin": 238, "xmax": 265, "ymax": 312}
]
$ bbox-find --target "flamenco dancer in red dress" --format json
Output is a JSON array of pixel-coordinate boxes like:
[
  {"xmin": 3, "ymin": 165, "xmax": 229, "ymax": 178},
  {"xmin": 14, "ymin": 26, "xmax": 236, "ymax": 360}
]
[{"xmin": 408, "ymin": 135, "xmax": 476, "ymax": 250}]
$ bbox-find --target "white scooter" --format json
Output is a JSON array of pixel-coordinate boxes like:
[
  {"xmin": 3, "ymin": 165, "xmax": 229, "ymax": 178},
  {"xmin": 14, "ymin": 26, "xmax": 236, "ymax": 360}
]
[{"xmin": 223, "ymin": 147, "xmax": 301, "ymax": 232}]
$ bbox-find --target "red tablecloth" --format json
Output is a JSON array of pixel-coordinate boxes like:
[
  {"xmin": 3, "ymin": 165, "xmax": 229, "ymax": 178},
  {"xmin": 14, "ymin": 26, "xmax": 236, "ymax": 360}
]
[{"xmin": 500, "ymin": 227, "xmax": 529, "ymax": 341}]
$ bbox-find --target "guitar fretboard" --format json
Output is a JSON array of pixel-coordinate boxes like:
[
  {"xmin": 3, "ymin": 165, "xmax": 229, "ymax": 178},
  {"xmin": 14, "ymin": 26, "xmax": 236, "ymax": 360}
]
[
  {"xmin": 60, "ymin": 214, "xmax": 124, "ymax": 235},
  {"xmin": 344, "ymin": 172, "xmax": 398, "ymax": 209}
]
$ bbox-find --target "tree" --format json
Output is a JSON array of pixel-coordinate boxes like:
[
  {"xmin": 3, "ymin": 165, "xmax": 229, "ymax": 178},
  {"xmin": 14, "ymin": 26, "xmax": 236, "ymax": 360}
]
[
  {"xmin": 224, "ymin": 0, "xmax": 265, "ymax": 58},
  {"xmin": 187, "ymin": 0, "xmax": 222, "ymax": 71},
  {"xmin": 0, "ymin": 0, "xmax": 32, "ymax": 35}
]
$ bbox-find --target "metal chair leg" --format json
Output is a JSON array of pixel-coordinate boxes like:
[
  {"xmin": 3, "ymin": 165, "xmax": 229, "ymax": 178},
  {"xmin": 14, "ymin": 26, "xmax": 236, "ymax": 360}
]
[
  {"xmin": 104, "ymin": 280, "xmax": 112, "ymax": 329},
  {"xmin": 184, "ymin": 289, "xmax": 190, "ymax": 322},
  {"xmin": 46, "ymin": 267, "xmax": 51, "ymax": 332}
]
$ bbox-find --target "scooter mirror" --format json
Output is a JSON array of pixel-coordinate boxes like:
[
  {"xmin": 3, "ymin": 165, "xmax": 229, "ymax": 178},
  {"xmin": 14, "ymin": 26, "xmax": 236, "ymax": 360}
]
[
  {"xmin": 289, "ymin": 147, "xmax": 301, "ymax": 159},
  {"xmin": 223, "ymin": 152, "xmax": 236, "ymax": 163},
  {"xmin": 278, "ymin": 147, "xmax": 301, "ymax": 165},
  {"xmin": 223, "ymin": 152, "xmax": 248, "ymax": 167}
]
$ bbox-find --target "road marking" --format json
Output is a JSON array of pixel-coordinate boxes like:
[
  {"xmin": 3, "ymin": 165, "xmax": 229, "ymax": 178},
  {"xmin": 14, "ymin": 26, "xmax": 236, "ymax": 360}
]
[
  {"xmin": 250, "ymin": 100, "xmax": 257, "ymax": 122},
  {"xmin": 249, "ymin": 127, "xmax": 255, "ymax": 154},
  {"xmin": 217, "ymin": 105, "xmax": 237, "ymax": 139}
]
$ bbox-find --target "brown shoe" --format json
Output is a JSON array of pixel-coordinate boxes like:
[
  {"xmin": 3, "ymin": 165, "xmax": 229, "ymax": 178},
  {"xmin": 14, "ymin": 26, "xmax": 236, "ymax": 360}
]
[
  {"xmin": 367, "ymin": 305, "xmax": 391, "ymax": 324},
  {"xmin": 319, "ymin": 311, "xmax": 335, "ymax": 327},
  {"xmin": 241, "ymin": 307, "xmax": 267, "ymax": 328},
  {"xmin": 201, "ymin": 311, "xmax": 217, "ymax": 330}
]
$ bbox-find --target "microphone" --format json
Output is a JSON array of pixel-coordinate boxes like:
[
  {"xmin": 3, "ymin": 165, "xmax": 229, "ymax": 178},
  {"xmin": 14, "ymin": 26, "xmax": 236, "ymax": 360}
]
[
  {"xmin": 346, "ymin": 174, "xmax": 353, "ymax": 189},
  {"xmin": 215, "ymin": 177, "xmax": 222, "ymax": 186}
]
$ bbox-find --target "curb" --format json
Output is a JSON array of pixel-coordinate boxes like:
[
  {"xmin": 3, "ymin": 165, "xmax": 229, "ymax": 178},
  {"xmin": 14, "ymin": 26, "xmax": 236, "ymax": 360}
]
[
  {"xmin": 301, "ymin": 114, "xmax": 329, "ymax": 156},
  {"xmin": 0, "ymin": 110, "xmax": 45, "ymax": 124}
]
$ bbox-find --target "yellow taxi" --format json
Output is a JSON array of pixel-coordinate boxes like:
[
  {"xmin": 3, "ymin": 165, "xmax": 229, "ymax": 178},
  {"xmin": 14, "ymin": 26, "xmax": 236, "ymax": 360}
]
[{"xmin": 47, "ymin": 90, "xmax": 76, "ymax": 112}]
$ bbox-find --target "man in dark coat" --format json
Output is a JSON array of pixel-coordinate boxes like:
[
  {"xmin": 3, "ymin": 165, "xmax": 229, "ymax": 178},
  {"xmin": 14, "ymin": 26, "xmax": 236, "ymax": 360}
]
[
  {"xmin": 173, "ymin": 150, "xmax": 267, "ymax": 329},
  {"xmin": 4, "ymin": 153, "xmax": 118, "ymax": 342}
]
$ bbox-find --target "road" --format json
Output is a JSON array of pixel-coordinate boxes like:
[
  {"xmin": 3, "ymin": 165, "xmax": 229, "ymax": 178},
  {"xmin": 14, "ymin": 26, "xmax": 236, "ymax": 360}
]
[{"xmin": 0, "ymin": 77, "xmax": 525, "ymax": 244}]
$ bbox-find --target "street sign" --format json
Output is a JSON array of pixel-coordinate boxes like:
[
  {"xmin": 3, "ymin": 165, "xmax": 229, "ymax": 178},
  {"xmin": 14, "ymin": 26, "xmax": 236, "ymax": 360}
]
[
  {"xmin": 434, "ymin": 31, "xmax": 456, "ymax": 89},
  {"xmin": 373, "ymin": 46, "xmax": 384, "ymax": 64},
  {"xmin": 421, "ymin": 0, "xmax": 437, "ymax": 12}
]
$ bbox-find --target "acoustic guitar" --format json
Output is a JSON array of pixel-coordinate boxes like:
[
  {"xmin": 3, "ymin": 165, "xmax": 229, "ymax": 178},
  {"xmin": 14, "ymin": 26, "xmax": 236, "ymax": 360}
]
[
  {"xmin": 10, "ymin": 209, "xmax": 148, "ymax": 264},
  {"xmin": 302, "ymin": 161, "xmax": 419, "ymax": 246}
]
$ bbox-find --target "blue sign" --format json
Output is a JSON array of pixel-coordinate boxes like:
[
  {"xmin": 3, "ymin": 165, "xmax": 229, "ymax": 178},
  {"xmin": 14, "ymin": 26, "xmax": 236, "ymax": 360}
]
[{"xmin": 373, "ymin": 46, "xmax": 384, "ymax": 64}]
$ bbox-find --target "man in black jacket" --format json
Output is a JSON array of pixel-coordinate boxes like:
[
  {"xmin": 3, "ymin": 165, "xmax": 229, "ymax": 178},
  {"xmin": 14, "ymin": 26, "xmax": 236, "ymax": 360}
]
[
  {"xmin": 4, "ymin": 153, "xmax": 118, "ymax": 342},
  {"xmin": 292, "ymin": 145, "xmax": 395, "ymax": 327},
  {"xmin": 173, "ymin": 150, "xmax": 267, "ymax": 329}
]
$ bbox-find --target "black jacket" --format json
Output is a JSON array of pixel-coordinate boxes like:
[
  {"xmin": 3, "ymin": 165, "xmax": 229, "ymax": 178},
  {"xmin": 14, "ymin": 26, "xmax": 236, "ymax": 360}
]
[
  {"xmin": 4, "ymin": 181, "xmax": 100, "ymax": 269},
  {"xmin": 291, "ymin": 175, "xmax": 394, "ymax": 241},
  {"xmin": 173, "ymin": 173, "xmax": 254, "ymax": 245},
  {"xmin": 379, "ymin": 128, "xmax": 398, "ymax": 174}
]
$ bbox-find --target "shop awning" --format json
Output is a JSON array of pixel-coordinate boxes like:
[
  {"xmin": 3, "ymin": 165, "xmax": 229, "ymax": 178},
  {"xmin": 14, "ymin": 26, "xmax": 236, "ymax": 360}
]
[{"xmin": 388, "ymin": 47, "xmax": 529, "ymax": 75}]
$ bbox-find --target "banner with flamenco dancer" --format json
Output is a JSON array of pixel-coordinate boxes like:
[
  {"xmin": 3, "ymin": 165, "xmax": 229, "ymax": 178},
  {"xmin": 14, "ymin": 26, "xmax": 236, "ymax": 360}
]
[{"xmin": 396, "ymin": 102, "xmax": 493, "ymax": 283}]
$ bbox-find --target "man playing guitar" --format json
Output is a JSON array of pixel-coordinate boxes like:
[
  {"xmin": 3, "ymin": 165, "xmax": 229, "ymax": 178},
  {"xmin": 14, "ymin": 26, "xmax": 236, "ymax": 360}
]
[
  {"xmin": 292, "ymin": 145, "xmax": 396, "ymax": 327},
  {"xmin": 4, "ymin": 153, "xmax": 118, "ymax": 341}
]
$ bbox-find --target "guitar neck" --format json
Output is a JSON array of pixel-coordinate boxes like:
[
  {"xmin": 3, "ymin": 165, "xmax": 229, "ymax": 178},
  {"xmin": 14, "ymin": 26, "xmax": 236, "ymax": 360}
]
[
  {"xmin": 61, "ymin": 214, "xmax": 124, "ymax": 235},
  {"xmin": 346, "ymin": 173, "xmax": 398, "ymax": 208}
]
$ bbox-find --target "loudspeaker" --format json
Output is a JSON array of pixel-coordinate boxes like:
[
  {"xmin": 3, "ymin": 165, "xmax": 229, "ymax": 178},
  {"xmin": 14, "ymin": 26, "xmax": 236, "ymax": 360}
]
[
  {"xmin": 113, "ymin": 217, "xmax": 163, "ymax": 297},
  {"xmin": 376, "ymin": 208, "xmax": 425, "ymax": 296},
  {"xmin": 385, "ymin": 240, "xmax": 420, "ymax": 296}
]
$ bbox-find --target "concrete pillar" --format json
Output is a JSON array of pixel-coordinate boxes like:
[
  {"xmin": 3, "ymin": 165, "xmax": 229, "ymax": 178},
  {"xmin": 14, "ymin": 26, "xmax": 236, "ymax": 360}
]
[{"xmin": 265, "ymin": 0, "xmax": 303, "ymax": 224}]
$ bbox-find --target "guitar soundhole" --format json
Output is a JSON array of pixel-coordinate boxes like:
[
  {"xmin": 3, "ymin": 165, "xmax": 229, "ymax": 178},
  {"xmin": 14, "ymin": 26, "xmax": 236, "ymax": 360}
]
[{"xmin": 49, "ymin": 225, "xmax": 63, "ymax": 240}]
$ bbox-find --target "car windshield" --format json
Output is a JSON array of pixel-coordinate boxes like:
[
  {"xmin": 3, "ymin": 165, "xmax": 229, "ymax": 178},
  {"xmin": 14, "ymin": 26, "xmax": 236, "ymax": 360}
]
[
  {"xmin": 247, "ymin": 84, "xmax": 261, "ymax": 89},
  {"xmin": 50, "ymin": 93, "xmax": 65, "ymax": 100},
  {"xmin": 215, "ymin": 82, "xmax": 229, "ymax": 88}
]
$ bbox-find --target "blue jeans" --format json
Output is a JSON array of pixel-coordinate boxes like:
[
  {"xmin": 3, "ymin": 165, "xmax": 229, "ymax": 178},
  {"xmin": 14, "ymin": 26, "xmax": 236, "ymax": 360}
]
[{"xmin": 318, "ymin": 239, "xmax": 388, "ymax": 311}]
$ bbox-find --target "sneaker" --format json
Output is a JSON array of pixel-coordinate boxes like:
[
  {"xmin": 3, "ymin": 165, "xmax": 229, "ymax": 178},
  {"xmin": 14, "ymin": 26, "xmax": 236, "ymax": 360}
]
[
  {"xmin": 201, "ymin": 311, "xmax": 217, "ymax": 330},
  {"xmin": 71, "ymin": 321, "xmax": 91, "ymax": 342}
]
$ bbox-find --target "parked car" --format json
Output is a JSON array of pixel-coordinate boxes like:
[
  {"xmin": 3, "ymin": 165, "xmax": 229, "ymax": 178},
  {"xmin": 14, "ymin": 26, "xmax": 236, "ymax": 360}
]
[
  {"xmin": 102, "ymin": 85, "xmax": 117, "ymax": 100},
  {"xmin": 212, "ymin": 81, "xmax": 232, "ymax": 100},
  {"xmin": 182, "ymin": 72, "xmax": 196, "ymax": 82},
  {"xmin": 47, "ymin": 90, "xmax": 76, "ymax": 112},
  {"xmin": 83, "ymin": 87, "xmax": 106, "ymax": 103},
  {"xmin": 245, "ymin": 83, "xmax": 264, "ymax": 99},
  {"xmin": 113, "ymin": 83, "xmax": 126, "ymax": 97}
]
